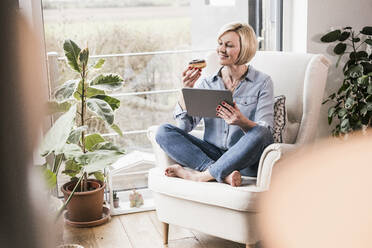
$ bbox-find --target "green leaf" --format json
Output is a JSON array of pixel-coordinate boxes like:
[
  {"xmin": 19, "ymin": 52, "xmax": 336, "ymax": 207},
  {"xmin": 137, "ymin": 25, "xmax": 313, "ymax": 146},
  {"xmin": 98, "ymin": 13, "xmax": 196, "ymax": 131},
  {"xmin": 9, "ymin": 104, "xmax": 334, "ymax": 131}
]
[
  {"xmin": 74, "ymin": 81, "xmax": 105, "ymax": 100},
  {"xmin": 361, "ymin": 62, "xmax": 372, "ymax": 74},
  {"xmin": 42, "ymin": 166, "xmax": 57, "ymax": 189},
  {"xmin": 328, "ymin": 116, "xmax": 333, "ymax": 125},
  {"xmin": 333, "ymin": 43, "xmax": 347, "ymax": 55},
  {"xmin": 62, "ymin": 143, "xmax": 83, "ymax": 161},
  {"xmin": 90, "ymin": 74, "xmax": 124, "ymax": 91},
  {"xmin": 340, "ymin": 118, "xmax": 350, "ymax": 133},
  {"xmin": 46, "ymin": 101, "xmax": 71, "ymax": 115},
  {"xmin": 367, "ymin": 102, "xmax": 372, "ymax": 111},
  {"xmin": 78, "ymin": 48, "xmax": 89, "ymax": 67},
  {"xmin": 338, "ymin": 108, "xmax": 347, "ymax": 118},
  {"xmin": 352, "ymin": 38, "xmax": 361, "ymax": 42},
  {"xmin": 67, "ymin": 125, "xmax": 88, "ymax": 144},
  {"xmin": 320, "ymin": 30, "xmax": 341, "ymax": 42},
  {"xmin": 84, "ymin": 133, "xmax": 105, "ymax": 152},
  {"xmin": 111, "ymin": 123, "xmax": 123, "ymax": 137},
  {"xmin": 345, "ymin": 97, "xmax": 355, "ymax": 109},
  {"xmin": 84, "ymin": 150, "xmax": 124, "ymax": 173},
  {"xmin": 357, "ymin": 75, "xmax": 369, "ymax": 86},
  {"xmin": 62, "ymin": 160, "xmax": 82, "ymax": 177},
  {"xmin": 91, "ymin": 141, "xmax": 125, "ymax": 153},
  {"xmin": 350, "ymin": 51, "xmax": 368, "ymax": 60},
  {"xmin": 368, "ymin": 84, "xmax": 372, "ymax": 95},
  {"xmin": 346, "ymin": 64, "xmax": 364, "ymax": 78},
  {"xmin": 87, "ymin": 87, "xmax": 106, "ymax": 98},
  {"xmin": 93, "ymin": 58, "xmax": 105, "ymax": 69},
  {"xmin": 54, "ymin": 80, "xmax": 79, "ymax": 103},
  {"xmin": 63, "ymin": 40, "xmax": 81, "ymax": 72},
  {"xmin": 366, "ymin": 39, "xmax": 372, "ymax": 46},
  {"xmin": 52, "ymin": 153, "xmax": 64, "ymax": 174},
  {"xmin": 338, "ymin": 81, "xmax": 349, "ymax": 94},
  {"xmin": 86, "ymin": 98, "xmax": 114, "ymax": 125},
  {"xmin": 93, "ymin": 171, "xmax": 105, "ymax": 182},
  {"xmin": 361, "ymin": 26, "xmax": 372, "ymax": 35},
  {"xmin": 360, "ymin": 104, "xmax": 368, "ymax": 116},
  {"xmin": 338, "ymin": 31, "xmax": 350, "ymax": 41},
  {"xmin": 92, "ymin": 95, "xmax": 120, "ymax": 110},
  {"xmin": 40, "ymin": 105, "xmax": 76, "ymax": 157},
  {"xmin": 328, "ymin": 107, "xmax": 336, "ymax": 117}
]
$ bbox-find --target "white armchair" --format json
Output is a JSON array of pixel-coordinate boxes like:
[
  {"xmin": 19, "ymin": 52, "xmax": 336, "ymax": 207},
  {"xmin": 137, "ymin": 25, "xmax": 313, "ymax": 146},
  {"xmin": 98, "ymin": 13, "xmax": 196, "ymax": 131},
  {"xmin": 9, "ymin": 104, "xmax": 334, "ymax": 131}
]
[{"xmin": 147, "ymin": 51, "xmax": 330, "ymax": 247}]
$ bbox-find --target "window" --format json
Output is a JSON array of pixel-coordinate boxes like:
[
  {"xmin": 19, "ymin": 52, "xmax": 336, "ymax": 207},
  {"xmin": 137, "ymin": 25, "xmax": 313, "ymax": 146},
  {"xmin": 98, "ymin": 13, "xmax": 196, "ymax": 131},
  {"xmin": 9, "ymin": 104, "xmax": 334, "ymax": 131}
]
[{"xmin": 39, "ymin": 0, "xmax": 282, "ymax": 194}]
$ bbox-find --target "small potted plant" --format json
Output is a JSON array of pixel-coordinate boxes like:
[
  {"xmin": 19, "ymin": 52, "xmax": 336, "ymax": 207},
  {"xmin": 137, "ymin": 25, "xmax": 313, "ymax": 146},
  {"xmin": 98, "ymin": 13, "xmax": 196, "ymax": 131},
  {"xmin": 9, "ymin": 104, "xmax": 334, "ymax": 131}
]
[
  {"xmin": 129, "ymin": 189, "xmax": 144, "ymax": 208},
  {"xmin": 113, "ymin": 190, "xmax": 120, "ymax": 208},
  {"xmin": 39, "ymin": 39, "xmax": 125, "ymax": 225},
  {"xmin": 321, "ymin": 26, "xmax": 372, "ymax": 136}
]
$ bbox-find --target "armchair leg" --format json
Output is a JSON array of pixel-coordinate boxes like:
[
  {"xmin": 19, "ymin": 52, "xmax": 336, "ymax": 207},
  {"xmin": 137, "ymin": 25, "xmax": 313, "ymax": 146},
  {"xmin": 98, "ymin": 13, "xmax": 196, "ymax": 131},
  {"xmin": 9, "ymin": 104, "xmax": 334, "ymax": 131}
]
[{"xmin": 162, "ymin": 222, "xmax": 169, "ymax": 244}]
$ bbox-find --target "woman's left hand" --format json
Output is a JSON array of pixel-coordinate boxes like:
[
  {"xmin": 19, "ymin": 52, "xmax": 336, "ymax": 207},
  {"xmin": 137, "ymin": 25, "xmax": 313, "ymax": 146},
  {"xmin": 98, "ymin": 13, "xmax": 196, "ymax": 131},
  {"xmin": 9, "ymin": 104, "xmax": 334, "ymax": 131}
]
[{"xmin": 216, "ymin": 101, "xmax": 247, "ymax": 126}]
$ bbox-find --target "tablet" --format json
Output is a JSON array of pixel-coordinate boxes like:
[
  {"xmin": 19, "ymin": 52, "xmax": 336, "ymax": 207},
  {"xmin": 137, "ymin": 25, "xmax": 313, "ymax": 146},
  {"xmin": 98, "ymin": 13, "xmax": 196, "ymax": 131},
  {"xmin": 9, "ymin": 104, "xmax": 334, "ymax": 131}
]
[{"xmin": 182, "ymin": 88, "xmax": 233, "ymax": 118}]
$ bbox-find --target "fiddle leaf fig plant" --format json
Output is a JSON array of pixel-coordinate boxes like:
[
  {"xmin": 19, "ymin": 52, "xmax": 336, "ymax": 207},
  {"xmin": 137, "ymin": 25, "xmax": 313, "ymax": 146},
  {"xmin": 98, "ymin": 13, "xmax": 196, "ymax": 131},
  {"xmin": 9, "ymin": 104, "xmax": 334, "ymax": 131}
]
[
  {"xmin": 40, "ymin": 39, "xmax": 125, "ymax": 198},
  {"xmin": 321, "ymin": 26, "xmax": 372, "ymax": 136}
]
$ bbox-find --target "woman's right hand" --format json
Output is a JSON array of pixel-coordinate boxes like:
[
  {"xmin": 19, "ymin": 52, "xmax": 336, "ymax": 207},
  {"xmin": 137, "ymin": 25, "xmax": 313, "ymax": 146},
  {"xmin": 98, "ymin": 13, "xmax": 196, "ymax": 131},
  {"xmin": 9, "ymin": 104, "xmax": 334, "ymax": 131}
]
[{"xmin": 182, "ymin": 67, "xmax": 202, "ymax": 88}]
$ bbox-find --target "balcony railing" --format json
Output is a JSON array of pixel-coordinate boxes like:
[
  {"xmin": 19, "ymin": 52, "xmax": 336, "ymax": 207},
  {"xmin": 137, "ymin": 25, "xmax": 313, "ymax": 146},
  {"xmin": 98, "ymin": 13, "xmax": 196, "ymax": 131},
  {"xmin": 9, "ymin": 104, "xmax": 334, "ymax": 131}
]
[{"xmin": 47, "ymin": 48, "xmax": 214, "ymax": 136}]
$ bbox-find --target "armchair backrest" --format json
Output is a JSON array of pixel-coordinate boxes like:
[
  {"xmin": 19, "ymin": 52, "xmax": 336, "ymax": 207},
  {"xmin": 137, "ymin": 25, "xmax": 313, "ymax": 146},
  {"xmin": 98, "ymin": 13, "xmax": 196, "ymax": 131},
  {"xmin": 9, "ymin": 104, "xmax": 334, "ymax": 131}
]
[{"xmin": 205, "ymin": 51, "xmax": 330, "ymax": 145}]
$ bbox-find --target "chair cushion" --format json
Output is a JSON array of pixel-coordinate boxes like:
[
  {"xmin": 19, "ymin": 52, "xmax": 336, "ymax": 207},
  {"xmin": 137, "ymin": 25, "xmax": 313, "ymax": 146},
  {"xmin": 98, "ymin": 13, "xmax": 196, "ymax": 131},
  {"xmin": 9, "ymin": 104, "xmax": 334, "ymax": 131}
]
[
  {"xmin": 273, "ymin": 95, "xmax": 287, "ymax": 143},
  {"xmin": 148, "ymin": 167, "xmax": 261, "ymax": 212}
]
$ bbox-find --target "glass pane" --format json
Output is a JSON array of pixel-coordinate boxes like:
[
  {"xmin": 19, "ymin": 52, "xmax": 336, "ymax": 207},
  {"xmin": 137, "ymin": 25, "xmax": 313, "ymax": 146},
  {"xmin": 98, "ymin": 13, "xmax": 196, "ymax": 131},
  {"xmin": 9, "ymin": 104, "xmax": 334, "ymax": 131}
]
[{"xmin": 42, "ymin": 0, "xmax": 268, "ymax": 193}]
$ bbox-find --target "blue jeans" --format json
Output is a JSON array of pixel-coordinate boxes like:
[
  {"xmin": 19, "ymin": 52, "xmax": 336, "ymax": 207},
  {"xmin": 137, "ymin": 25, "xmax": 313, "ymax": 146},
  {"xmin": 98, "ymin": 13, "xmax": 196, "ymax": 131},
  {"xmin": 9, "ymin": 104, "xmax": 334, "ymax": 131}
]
[{"xmin": 155, "ymin": 124, "xmax": 274, "ymax": 182}]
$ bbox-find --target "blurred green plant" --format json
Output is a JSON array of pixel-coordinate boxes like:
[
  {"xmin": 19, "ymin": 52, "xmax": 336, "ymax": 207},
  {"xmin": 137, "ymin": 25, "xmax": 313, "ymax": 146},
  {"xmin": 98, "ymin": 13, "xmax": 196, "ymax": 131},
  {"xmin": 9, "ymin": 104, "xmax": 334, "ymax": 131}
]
[
  {"xmin": 321, "ymin": 26, "xmax": 372, "ymax": 136},
  {"xmin": 39, "ymin": 39, "xmax": 125, "ymax": 217}
]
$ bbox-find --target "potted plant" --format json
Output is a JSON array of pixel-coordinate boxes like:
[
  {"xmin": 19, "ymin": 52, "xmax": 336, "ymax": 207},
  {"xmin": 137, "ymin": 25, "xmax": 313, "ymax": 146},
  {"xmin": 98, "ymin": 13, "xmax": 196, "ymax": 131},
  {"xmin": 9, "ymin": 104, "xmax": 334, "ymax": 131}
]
[
  {"xmin": 39, "ymin": 39, "xmax": 125, "ymax": 225},
  {"xmin": 321, "ymin": 26, "xmax": 372, "ymax": 136}
]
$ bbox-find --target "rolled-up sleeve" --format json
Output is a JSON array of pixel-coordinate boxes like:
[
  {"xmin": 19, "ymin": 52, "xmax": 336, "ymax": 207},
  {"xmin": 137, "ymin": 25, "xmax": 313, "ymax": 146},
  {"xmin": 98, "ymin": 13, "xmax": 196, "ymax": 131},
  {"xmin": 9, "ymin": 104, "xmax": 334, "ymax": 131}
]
[
  {"xmin": 254, "ymin": 76, "xmax": 274, "ymax": 132},
  {"xmin": 173, "ymin": 96, "xmax": 202, "ymax": 133}
]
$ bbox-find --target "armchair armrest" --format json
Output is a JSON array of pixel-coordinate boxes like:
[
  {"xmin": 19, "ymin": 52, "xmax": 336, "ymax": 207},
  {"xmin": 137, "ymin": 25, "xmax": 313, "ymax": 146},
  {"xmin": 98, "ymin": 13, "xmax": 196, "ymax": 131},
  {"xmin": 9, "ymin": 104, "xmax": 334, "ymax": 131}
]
[{"xmin": 256, "ymin": 143, "xmax": 299, "ymax": 191}]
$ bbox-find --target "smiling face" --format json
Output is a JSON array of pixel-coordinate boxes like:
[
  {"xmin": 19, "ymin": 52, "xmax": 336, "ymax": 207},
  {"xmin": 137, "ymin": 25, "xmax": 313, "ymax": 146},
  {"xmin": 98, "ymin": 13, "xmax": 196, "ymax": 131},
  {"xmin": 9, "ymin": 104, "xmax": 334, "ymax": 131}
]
[{"xmin": 216, "ymin": 31, "xmax": 241, "ymax": 66}]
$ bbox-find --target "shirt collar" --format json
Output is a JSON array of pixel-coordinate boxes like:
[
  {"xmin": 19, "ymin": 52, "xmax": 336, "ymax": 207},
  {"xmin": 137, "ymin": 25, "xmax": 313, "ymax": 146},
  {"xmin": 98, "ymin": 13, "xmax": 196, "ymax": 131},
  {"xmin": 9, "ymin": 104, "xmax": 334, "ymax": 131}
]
[{"xmin": 211, "ymin": 65, "xmax": 255, "ymax": 82}]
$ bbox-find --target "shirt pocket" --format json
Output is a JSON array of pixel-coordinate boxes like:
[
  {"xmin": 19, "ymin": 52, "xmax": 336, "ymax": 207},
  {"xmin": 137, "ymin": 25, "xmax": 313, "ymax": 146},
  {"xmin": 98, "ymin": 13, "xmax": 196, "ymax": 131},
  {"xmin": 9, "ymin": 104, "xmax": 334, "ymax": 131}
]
[{"xmin": 234, "ymin": 96, "xmax": 258, "ymax": 119}]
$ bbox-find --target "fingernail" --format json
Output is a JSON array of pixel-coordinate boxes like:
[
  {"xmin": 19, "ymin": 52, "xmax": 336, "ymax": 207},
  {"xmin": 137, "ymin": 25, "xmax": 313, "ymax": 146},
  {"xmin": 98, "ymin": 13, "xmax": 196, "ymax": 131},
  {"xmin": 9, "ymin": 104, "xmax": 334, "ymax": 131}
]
[{"xmin": 222, "ymin": 102, "xmax": 226, "ymax": 105}]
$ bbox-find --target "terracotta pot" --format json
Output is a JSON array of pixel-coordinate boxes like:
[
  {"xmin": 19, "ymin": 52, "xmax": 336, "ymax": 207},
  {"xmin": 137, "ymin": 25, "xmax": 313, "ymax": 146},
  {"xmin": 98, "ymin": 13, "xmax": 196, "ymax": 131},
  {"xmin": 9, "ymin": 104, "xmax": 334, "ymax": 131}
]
[
  {"xmin": 113, "ymin": 198, "xmax": 120, "ymax": 208},
  {"xmin": 61, "ymin": 179, "xmax": 105, "ymax": 222}
]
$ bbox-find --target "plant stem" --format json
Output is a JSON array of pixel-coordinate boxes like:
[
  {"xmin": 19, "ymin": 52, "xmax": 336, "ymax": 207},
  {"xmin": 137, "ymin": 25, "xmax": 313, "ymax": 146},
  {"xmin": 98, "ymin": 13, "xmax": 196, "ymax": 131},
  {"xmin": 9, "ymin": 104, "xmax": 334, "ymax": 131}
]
[
  {"xmin": 351, "ymin": 31, "xmax": 357, "ymax": 54},
  {"xmin": 355, "ymin": 40, "xmax": 367, "ymax": 50},
  {"xmin": 55, "ymin": 172, "xmax": 84, "ymax": 222},
  {"xmin": 81, "ymin": 63, "xmax": 86, "ymax": 154},
  {"xmin": 80, "ymin": 61, "xmax": 88, "ymax": 192},
  {"xmin": 83, "ymin": 172, "xmax": 88, "ymax": 191}
]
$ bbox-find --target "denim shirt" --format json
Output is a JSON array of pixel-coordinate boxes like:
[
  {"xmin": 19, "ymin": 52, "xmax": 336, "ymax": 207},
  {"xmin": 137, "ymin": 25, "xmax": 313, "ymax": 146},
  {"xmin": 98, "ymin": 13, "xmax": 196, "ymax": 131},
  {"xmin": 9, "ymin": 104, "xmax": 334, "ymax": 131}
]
[{"xmin": 174, "ymin": 65, "xmax": 274, "ymax": 150}]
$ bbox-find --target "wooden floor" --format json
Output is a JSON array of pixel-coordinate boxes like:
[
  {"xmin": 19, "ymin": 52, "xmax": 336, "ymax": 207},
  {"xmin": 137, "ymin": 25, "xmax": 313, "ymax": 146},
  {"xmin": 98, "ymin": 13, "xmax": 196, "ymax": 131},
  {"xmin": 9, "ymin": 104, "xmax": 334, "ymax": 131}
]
[{"xmin": 62, "ymin": 210, "xmax": 246, "ymax": 248}]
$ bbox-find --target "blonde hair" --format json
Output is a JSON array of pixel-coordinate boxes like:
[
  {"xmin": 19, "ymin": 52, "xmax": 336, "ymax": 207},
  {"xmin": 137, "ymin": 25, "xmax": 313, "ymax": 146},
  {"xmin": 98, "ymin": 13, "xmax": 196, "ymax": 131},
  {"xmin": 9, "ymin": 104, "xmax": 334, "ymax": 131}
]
[{"xmin": 217, "ymin": 22, "xmax": 258, "ymax": 65}]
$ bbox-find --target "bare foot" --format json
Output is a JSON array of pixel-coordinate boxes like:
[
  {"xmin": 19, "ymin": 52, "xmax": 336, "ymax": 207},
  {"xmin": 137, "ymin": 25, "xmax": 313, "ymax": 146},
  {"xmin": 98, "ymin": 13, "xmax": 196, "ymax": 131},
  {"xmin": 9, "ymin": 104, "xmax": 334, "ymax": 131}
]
[
  {"xmin": 164, "ymin": 164, "xmax": 214, "ymax": 182},
  {"xmin": 224, "ymin": 170, "xmax": 242, "ymax": 187},
  {"xmin": 164, "ymin": 164, "xmax": 183, "ymax": 177}
]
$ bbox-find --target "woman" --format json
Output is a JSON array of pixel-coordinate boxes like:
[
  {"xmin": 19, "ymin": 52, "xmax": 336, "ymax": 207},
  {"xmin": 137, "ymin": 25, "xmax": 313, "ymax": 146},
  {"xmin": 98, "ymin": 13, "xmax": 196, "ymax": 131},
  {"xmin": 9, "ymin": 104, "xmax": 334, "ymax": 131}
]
[{"xmin": 155, "ymin": 22, "xmax": 274, "ymax": 187}]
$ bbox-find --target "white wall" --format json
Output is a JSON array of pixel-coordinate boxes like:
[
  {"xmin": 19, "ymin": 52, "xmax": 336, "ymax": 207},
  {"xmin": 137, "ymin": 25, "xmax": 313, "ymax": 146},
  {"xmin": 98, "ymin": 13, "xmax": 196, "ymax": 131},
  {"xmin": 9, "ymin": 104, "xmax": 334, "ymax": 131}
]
[
  {"xmin": 285, "ymin": 0, "xmax": 372, "ymax": 138},
  {"xmin": 283, "ymin": 0, "xmax": 307, "ymax": 52},
  {"xmin": 190, "ymin": 0, "xmax": 249, "ymax": 50}
]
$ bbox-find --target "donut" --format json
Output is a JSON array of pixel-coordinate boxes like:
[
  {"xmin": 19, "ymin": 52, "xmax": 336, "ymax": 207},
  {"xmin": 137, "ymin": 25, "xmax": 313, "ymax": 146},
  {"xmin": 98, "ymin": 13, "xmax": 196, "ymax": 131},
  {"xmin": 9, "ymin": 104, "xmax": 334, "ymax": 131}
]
[{"xmin": 189, "ymin": 59, "xmax": 206, "ymax": 69}]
